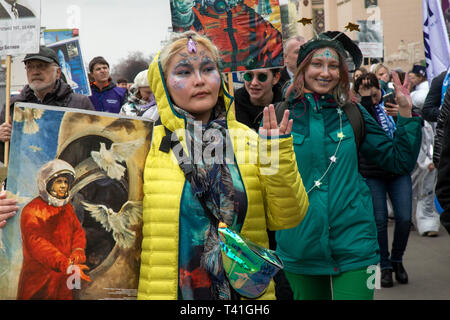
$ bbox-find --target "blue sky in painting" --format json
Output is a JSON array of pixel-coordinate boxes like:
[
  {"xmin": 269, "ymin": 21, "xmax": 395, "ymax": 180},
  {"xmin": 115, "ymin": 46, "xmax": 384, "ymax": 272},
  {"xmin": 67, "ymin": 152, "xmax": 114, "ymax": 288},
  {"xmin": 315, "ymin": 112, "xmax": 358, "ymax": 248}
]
[{"xmin": 7, "ymin": 104, "xmax": 65, "ymax": 198}]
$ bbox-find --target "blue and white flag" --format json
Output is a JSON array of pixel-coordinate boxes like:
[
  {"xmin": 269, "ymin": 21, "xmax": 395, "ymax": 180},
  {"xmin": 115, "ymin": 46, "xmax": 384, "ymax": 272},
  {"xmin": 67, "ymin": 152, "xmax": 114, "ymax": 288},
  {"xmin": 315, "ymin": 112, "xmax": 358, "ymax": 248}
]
[{"xmin": 423, "ymin": 0, "xmax": 450, "ymax": 84}]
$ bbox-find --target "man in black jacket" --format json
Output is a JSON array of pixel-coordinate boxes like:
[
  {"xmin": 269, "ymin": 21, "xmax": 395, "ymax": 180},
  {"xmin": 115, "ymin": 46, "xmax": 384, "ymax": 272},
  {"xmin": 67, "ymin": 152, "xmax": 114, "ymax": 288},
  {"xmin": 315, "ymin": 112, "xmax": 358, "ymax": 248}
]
[
  {"xmin": 0, "ymin": 46, "xmax": 94, "ymax": 163},
  {"xmin": 436, "ymin": 113, "xmax": 450, "ymax": 236},
  {"xmin": 421, "ymin": 70, "xmax": 447, "ymax": 122},
  {"xmin": 234, "ymin": 68, "xmax": 283, "ymax": 132}
]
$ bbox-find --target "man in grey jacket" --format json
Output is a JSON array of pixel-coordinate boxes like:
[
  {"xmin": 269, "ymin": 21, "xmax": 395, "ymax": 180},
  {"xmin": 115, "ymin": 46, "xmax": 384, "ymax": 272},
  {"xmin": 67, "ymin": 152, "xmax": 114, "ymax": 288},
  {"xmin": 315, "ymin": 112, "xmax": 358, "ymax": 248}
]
[{"xmin": 0, "ymin": 46, "xmax": 94, "ymax": 162}]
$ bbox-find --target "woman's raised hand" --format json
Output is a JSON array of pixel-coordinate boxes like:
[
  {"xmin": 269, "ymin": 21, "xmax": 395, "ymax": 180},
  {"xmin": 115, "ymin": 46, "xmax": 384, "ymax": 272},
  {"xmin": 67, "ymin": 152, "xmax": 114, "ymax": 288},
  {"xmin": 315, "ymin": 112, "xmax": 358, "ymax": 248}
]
[
  {"xmin": 391, "ymin": 71, "xmax": 412, "ymax": 117},
  {"xmin": 259, "ymin": 104, "xmax": 293, "ymax": 137}
]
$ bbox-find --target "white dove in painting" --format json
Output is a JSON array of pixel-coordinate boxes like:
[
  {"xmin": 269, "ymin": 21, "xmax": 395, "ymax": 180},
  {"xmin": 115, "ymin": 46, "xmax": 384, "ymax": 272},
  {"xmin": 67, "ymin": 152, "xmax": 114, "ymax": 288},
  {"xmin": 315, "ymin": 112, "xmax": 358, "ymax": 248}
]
[
  {"xmin": 90, "ymin": 138, "xmax": 145, "ymax": 181},
  {"xmin": 81, "ymin": 200, "xmax": 143, "ymax": 249},
  {"xmin": 14, "ymin": 108, "xmax": 45, "ymax": 134}
]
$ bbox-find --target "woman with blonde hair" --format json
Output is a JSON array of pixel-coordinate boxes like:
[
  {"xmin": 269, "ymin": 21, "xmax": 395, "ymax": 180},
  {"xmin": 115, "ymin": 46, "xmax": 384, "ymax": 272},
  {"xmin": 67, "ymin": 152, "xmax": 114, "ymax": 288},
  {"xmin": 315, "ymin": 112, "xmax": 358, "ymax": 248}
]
[
  {"xmin": 137, "ymin": 31, "xmax": 309, "ymax": 300},
  {"xmin": 373, "ymin": 62, "xmax": 394, "ymax": 94}
]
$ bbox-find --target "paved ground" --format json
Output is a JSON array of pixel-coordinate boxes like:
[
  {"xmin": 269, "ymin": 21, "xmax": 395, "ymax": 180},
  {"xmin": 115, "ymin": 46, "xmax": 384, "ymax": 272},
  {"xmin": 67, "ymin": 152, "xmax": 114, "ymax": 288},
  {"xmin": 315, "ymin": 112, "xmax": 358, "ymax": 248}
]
[{"xmin": 374, "ymin": 221, "xmax": 450, "ymax": 300}]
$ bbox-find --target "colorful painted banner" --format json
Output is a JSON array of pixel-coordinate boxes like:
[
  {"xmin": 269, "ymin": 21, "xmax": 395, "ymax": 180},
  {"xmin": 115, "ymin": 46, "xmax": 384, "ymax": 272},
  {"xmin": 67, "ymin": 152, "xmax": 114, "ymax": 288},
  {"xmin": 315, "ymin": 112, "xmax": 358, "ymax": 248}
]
[
  {"xmin": 170, "ymin": 0, "xmax": 284, "ymax": 72},
  {"xmin": 0, "ymin": 103, "xmax": 153, "ymax": 300}
]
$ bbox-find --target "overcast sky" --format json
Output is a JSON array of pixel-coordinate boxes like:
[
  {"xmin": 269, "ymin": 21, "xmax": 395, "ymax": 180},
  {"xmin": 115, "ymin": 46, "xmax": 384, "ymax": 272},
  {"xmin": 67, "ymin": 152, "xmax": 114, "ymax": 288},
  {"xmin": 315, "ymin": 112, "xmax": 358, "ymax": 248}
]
[{"xmin": 41, "ymin": 0, "xmax": 173, "ymax": 68}]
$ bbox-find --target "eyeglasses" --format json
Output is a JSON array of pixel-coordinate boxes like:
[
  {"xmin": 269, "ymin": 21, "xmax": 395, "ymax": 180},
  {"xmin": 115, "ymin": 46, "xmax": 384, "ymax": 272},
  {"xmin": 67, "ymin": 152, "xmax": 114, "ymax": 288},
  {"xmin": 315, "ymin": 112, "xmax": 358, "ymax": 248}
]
[
  {"xmin": 243, "ymin": 72, "xmax": 268, "ymax": 82},
  {"xmin": 25, "ymin": 62, "xmax": 56, "ymax": 71}
]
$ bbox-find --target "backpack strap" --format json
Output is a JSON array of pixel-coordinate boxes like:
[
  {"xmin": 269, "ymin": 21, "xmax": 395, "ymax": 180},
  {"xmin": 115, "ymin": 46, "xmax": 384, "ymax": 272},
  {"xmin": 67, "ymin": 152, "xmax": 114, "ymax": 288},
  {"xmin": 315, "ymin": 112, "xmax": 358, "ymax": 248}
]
[
  {"xmin": 273, "ymin": 100, "xmax": 291, "ymax": 124},
  {"xmin": 341, "ymin": 102, "xmax": 366, "ymax": 152},
  {"xmin": 159, "ymin": 126, "xmax": 193, "ymax": 181}
]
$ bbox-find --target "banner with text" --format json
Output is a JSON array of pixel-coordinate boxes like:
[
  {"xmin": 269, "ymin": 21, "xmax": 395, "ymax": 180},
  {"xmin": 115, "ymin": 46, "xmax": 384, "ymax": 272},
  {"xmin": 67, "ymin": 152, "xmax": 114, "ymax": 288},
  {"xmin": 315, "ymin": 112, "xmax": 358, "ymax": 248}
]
[{"xmin": 0, "ymin": 0, "xmax": 40, "ymax": 56}]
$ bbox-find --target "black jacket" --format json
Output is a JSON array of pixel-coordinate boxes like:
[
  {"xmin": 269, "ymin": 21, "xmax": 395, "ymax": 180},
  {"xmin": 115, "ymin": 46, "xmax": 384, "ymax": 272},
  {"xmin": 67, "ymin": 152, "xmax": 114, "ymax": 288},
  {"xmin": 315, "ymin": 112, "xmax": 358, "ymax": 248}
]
[
  {"xmin": 278, "ymin": 67, "xmax": 291, "ymax": 90},
  {"xmin": 0, "ymin": 2, "xmax": 34, "ymax": 19},
  {"xmin": 433, "ymin": 86, "xmax": 450, "ymax": 167},
  {"xmin": 234, "ymin": 83, "xmax": 283, "ymax": 132},
  {"xmin": 436, "ymin": 113, "xmax": 450, "ymax": 234},
  {"xmin": 0, "ymin": 79, "xmax": 94, "ymax": 162},
  {"xmin": 1, "ymin": 79, "xmax": 94, "ymax": 123},
  {"xmin": 422, "ymin": 71, "xmax": 446, "ymax": 122}
]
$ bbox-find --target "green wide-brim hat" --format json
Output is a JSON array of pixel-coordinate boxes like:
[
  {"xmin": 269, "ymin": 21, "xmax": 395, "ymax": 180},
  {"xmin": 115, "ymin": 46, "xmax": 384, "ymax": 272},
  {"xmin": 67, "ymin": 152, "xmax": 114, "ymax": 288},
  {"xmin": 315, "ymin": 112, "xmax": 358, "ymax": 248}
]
[{"xmin": 297, "ymin": 31, "xmax": 362, "ymax": 72}]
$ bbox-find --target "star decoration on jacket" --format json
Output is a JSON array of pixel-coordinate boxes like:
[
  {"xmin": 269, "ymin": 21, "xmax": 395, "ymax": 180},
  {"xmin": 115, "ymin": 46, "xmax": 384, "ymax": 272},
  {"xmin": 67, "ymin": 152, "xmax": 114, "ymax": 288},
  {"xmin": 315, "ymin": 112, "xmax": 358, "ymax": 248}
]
[
  {"xmin": 345, "ymin": 22, "xmax": 360, "ymax": 32},
  {"xmin": 298, "ymin": 17, "xmax": 313, "ymax": 26},
  {"xmin": 330, "ymin": 156, "xmax": 337, "ymax": 163},
  {"xmin": 314, "ymin": 180, "xmax": 322, "ymax": 188},
  {"xmin": 337, "ymin": 108, "xmax": 344, "ymax": 115},
  {"xmin": 337, "ymin": 132, "xmax": 345, "ymax": 140}
]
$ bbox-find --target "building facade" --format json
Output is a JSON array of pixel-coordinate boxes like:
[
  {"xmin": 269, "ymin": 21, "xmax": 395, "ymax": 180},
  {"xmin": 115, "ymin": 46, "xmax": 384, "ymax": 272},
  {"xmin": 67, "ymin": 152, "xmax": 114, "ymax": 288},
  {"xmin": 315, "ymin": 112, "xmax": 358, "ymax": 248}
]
[{"xmin": 296, "ymin": 0, "xmax": 426, "ymax": 72}]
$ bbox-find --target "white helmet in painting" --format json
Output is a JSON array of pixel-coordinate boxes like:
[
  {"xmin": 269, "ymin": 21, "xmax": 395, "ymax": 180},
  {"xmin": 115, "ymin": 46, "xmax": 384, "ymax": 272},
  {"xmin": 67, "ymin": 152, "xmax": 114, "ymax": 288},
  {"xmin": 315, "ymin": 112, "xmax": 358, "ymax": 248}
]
[{"xmin": 37, "ymin": 159, "xmax": 75, "ymax": 207}]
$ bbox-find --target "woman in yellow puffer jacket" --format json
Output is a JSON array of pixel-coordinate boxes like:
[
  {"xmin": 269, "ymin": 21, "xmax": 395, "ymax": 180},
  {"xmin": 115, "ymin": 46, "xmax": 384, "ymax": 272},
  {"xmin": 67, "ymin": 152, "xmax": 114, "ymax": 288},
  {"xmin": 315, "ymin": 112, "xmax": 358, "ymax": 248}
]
[{"xmin": 137, "ymin": 31, "xmax": 309, "ymax": 300}]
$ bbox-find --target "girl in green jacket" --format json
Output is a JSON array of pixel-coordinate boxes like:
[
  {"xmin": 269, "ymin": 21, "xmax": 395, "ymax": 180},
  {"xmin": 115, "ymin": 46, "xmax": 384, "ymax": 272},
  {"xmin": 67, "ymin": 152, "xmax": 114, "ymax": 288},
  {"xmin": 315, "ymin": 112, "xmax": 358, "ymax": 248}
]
[{"xmin": 275, "ymin": 32, "xmax": 422, "ymax": 300}]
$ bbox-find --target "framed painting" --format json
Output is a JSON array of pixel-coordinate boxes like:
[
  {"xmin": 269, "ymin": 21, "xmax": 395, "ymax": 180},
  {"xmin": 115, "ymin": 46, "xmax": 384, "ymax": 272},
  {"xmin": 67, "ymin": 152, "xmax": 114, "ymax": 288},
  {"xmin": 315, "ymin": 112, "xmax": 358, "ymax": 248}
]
[{"xmin": 0, "ymin": 103, "xmax": 153, "ymax": 300}]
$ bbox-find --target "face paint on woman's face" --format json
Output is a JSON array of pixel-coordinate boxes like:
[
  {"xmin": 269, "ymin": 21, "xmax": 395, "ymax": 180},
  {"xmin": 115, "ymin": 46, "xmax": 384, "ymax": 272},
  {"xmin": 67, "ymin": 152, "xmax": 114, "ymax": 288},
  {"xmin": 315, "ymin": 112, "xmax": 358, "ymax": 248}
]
[
  {"xmin": 313, "ymin": 48, "xmax": 339, "ymax": 64},
  {"xmin": 304, "ymin": 47, "xmax": 341, "ymax": 95},
  {"xmin": 166, "ymin": 44, "xmax": 221, "ymax": 123}
]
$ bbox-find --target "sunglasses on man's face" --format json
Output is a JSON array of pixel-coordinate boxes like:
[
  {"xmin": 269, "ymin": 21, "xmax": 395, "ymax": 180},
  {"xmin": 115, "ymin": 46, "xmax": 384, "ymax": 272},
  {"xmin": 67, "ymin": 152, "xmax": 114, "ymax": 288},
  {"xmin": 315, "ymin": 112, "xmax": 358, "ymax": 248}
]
[{"xmin": 243, "ymin": 72, "xmax": 268, "ymax": 82}]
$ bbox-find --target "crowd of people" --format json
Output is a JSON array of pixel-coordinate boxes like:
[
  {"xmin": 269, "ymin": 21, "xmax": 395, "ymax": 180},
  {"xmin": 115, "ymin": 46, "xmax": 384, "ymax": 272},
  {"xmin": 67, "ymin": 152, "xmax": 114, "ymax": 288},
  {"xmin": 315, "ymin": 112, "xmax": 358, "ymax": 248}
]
[{"xmin": 0, "ymin": 26, "xmax": 448, "ymax": 301}]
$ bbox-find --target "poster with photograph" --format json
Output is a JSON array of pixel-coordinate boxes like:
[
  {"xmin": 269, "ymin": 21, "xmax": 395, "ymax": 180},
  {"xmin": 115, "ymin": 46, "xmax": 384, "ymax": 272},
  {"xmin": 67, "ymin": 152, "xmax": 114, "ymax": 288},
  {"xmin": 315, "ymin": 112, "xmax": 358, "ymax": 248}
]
[
  {"xmin": 170, "ymin": 0, "xmax": 284, "ymax": 72},
  {"xmin": 44, "ymin": 30, "xmax": 91, "ymax": 96},
  {"xmin": 365, "ymin": 0, "xmax": 377, "ymax": 8},
  {"xmin": 0, "ymin": 103, "xmax": 153, "ymax": 300},
  {"xmin": 357, "ymin": 20, "xmax": 384, "ymax": 58},
  {"xmin": 0, "ymin": 0, "xmax": 40, "ymax": 55},
  {"xmin": 280, "ymin": 0, "xmax": 299, "ymax": 40},
  {"xmin": 43, "ymin": 28, "xmax": 78, "ymax": 44}
]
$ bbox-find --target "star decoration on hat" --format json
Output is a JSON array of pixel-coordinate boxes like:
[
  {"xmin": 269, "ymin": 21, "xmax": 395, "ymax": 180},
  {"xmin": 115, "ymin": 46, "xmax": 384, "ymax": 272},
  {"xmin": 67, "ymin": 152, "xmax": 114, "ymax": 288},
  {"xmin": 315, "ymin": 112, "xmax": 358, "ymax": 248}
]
[
  {"xmin": 344, "ymin": 22, "xmax": 360, "ymax": 32},
  {"xmin": 337, "ymin": 132, "xmax": 345, "ymax": 140},
  {"xmin": 298, "ymin": 17, "xmax": 313, "ymax": 26}
]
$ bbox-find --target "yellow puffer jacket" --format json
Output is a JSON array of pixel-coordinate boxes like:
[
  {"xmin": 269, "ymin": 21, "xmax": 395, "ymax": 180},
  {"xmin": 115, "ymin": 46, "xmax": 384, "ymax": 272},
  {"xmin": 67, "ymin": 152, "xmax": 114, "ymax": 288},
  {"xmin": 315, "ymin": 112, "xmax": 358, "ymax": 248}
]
[{"xmin": 137, "ymin": 53, "xmax": 309, "ymax": 300}]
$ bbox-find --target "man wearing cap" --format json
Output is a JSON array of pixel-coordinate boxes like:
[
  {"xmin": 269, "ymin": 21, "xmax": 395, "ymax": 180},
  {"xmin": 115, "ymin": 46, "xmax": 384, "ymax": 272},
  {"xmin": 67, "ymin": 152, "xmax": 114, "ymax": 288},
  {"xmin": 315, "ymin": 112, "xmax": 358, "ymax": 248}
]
[
  {"xmin": 0, "ymin": 46, "xmax": 94, "ymax": 163},
  {"xmin": 88, "ymin": 56, "xmax": 127, "ymax": 113}
]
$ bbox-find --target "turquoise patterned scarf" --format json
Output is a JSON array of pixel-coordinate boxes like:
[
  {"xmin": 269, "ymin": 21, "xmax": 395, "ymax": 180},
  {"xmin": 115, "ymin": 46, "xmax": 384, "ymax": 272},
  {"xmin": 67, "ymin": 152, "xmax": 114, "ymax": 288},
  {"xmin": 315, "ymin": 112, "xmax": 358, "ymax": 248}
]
[{"xmin": 173, "ymin": 102, "xmax": 236, "ymax": 300}]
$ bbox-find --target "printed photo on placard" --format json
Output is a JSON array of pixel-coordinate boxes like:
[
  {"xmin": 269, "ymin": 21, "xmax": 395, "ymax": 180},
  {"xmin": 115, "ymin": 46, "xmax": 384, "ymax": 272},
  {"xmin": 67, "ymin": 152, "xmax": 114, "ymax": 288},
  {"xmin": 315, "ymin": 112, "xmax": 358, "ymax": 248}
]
[
  {"xmin": 0, "ymin": 0, "xmax": 40, "ymax": 55},
  {"xmin": 47, "ymin": 37, "xmax": 91, "ymax": 96}
]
